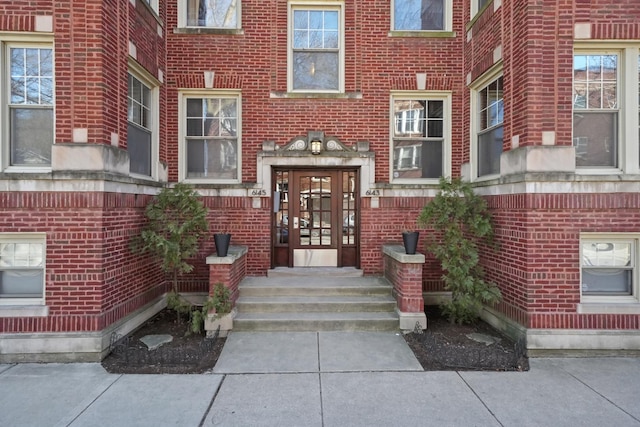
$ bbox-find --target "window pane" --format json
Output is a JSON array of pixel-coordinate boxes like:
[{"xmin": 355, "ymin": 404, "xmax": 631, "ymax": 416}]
[
  {"xmin": 573, "ymin": 112, "xmax": 617, "ymax": 167},
  {"xmin": 582, "ymin": 268, "xmax": 632, "ymax": 295},
  {"xmin": 582, "ymin": 242, "xmax": 633, "ymax": 296},
  {"xmin": 187, "ymin": 0, "xmax": 237, "ymax": 27},
  {"xmin": 0, "ymin": 243, "xmax": 44, "ymax": 268},
  {"xmin": 0, "ymin": 270, "xmax": 44, "ymax": 298},
  {"xmin": 128, "ymin": 123, "xmax": 152, "ymax": 176},
  {"xmin": 394, "ymin": 0, "xmax": 444, "ymax": 31},
  {"xmin": 574, "ymin": 54, "xmax": 617, "ymax": 110},
  {"xmin": 10, "ymin": 48, "xmax": 53, "ymax": 106},
  {"xmin": 477, "ymin": 125, "xmax": 502, "ymax": 177},
  {"xmin": 293, "ymin": 51, "xmax": 339, "ymax": 91},
  {"xmin": 11, "ymin": 108, "xmax": 53, "ymax": 166},
  {"xmin": 582, "ymin": 242, "xmax": 631, "ymax": 267},
  {"xmin": 421, "ymin": 139, "xmax": 443, "ymax": 178},
  {"xmin": 186, "ymin": 139, "xmax": 238, "ymax": 179}
]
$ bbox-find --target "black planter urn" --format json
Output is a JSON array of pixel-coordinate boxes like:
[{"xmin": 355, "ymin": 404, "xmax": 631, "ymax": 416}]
[
  {"xmin": 214, "ymin": 233, "xmax": 231, "ymax": 257},
  {"xmin": 402, "ymin": 231, "xmax": 420, "ymax": 255}
]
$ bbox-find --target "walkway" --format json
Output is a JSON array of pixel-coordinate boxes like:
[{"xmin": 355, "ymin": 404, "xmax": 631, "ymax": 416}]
[{"xmin": 0, "ymin": 331, "xmax": 639, "ymax": 426}]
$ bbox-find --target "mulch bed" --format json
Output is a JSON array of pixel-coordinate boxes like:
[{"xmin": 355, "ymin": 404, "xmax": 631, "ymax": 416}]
[
  {"xmin": 403, "ymin": 307, "xmax": 529, "ymax": 371},
  {"xmin": 101, "ymin": 309, "xmax": 225, "ymax": 374},
  {"xmin": 102, "ymin": 306, "xmax": 528, "ymax": 374}
]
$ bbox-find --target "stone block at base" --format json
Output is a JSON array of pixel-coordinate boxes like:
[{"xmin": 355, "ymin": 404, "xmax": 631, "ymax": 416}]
[
  {"xmin": 205, "ymin": 309, "xmax": 236, "ymax": 338},
  {"xmin": 397, "ymin": 309, "xmax": 427, "ymax": 332}
]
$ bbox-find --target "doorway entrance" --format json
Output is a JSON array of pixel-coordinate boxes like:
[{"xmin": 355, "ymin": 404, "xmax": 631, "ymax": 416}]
[{"xmin": 272, "ymin": 168, "xmax": 359, "ymax": 268}]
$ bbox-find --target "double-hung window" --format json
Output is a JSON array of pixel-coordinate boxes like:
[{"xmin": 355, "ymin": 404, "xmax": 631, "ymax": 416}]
[
  {"xmin": 474, "ymin": 74, "xmax": 503, "ymax": 178},
  {"xmin": 6, "ymin": 44, "xmax": 54, "ymax": 169},
  {"xmin": 128, "ymin": 73, "xmax": 154, "ymax": 177},
  {"xmin": 181, "ymin": 93, "xmax": 240, "ymax": 182},
  {"xmin": 573, "ymin": 53, "xmax": 619, "ymax": 168},
  {"xmin": 391, "ymin": 93, "xmax": 451, "ymax": 181},
  {"xmin": 290, "ymin": 4, "xmax": 342, "ymax": 92},
  {"xmin": 393, "ymin": 0, "xmax": 451, "ymax": 32},
  {"xmin": 186, "ymin": 0, "xmax": 239, "ymax": 28},
  {"xmin": 573, "ymin": 47, "xmax": 640, "ymax": 172},
  {"xmin": 581, "ymin": 236, "xmax": 639, "ymax": 304},
  {"xmin": 0, "ymin": 234, "xmax": 46, "ymax": 305}
]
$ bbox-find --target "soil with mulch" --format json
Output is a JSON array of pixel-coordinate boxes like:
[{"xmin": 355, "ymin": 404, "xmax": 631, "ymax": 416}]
[
  {"xmin": 101, "ymin": 309, "xmax": 226, "ymax": 374},
  {"xmin": 403, "ymin": 306, "xmax": 529, "ymax": 371},
  {"xmin": 102, "ymin": 306, "xmax": 528, "ymax": 374}
]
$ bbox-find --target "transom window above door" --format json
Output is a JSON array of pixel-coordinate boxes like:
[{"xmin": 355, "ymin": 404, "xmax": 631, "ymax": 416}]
[{"xmin": 289, "ymin": 3, "xmax": 343, "ymax": 92}]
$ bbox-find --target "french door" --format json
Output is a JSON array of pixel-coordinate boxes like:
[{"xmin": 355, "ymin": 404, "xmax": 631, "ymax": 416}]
[{"xmin": 272, "ymin": 169, "xmax": 358, "ymax": 268}]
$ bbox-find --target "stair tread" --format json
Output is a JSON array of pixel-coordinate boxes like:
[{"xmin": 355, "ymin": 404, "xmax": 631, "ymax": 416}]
[
  {"xmin": 235, "ymin": 311, "xmax": 398, "ymax": 321},
  {"xmin": 240, "ymin": 276, "xmax": 392, "ymax": 288},
  {"xmin": 237, "ymin": 295, "xmax": 395, "ymax": 303}
]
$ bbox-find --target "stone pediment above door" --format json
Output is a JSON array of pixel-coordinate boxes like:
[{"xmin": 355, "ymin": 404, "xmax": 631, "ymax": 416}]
[{"xmin": 261, "ymin": 131, "xmax": 371, "ymax": 156}]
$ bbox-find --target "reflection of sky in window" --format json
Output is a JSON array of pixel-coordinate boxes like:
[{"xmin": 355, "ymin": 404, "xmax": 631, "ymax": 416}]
[
  {"xmin": 10, "ymin": 48, "xmax": 53, "ymax": 105},
  {"xmin": 0, "ymin": 243, "xmax": 43, "ymax": 268},
  {"xmin": 186, "ymin": 98, "xmax": 237, "ymax": 137},
  {"xmin": 394, "ymin": 0, "xmax": 444, "ymax": 30},
  {"xmin": 574, "ymin": 54, "xmax": 617, "ymax": 110},
  {"xmin": 582, "ymin": 242, "xmax": 631, "ymax": 267},
  {"xmin": 203, "ymin": 0, "xmax": 237, "ymax": 28},
  {"xmin": 294, "ymin": 10, "xmax": 338, "ymax": 49}
]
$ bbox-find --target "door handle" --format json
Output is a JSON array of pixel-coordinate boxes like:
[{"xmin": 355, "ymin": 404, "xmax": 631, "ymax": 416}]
[{"xmin": 293, "ymin": 217, "xmax": 299, "ymax": 229}]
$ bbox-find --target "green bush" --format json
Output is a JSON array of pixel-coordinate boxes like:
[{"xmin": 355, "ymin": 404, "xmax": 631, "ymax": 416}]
[
  {"xmin": 417, "ymin": 177, "xmax": 501, "ymax": 324},
  {"xmin": 132, "ymin": 183, "xmax": 209, "ymax": 333}
]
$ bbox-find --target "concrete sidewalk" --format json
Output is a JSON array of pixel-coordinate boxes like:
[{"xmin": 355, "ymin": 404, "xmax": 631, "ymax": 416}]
[{"xmin": 0, "ymin": 332, "xmax": 639, "ymax": 427}]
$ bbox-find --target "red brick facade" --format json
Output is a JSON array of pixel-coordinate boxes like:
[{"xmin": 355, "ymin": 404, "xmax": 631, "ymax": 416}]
[{"xmin": 1, "ymin": 0, "xmax": 639, "ymax": 359}]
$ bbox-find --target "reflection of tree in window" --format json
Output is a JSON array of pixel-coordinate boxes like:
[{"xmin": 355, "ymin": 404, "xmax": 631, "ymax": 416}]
[
  {"xmin": 187, "ymin": 0, "xmax": 237, "ymax": 28},
  {"xmin": 394, "ymin": 0, "xmax": 444, "ymax": 31},
  {"xmin": 186, "ymin": 98, "xmax": 238, "ymax": 179},
  {"xmin": 9, "ymin": 47, "xmax": 53, "ymax": 166},
  {"xmin": 292, "ymin": 9, "xmax": 339, "ymax": 91}
]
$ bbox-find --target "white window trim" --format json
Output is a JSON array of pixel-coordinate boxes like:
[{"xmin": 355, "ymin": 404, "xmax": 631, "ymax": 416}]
[
  {"xmin": 0, "ymin": 33, "xmax": 55, "ymax": 173},
  {"xmin": 128, "ymin": 60, "xmax": 160, "ymax": 181},
  {"xmin": 389, "ymin": 91, "xmax": 452, "ymax": 183},
  {"xmin": 178, "ymin": 89, "xmax": 242, "ymax": 183},
  {"xmin": 469, "ymin": 64, "xmax": 503, "ymax": 182},
  {"xmin": 391, "ymin": 0, "xmax": 453, "ymax": 33},
  {"xmin": 573, "ymin": 43, "xmax": 640, "ymax": 175},
  {"xmin": 287, "ymin": 1, "xmax": 345, "ymax": 94},
  {"xmin": 0, "ymin": 233, "xmax": 46, "ymax": 307},
  {"xmin": 176, "ymin": 0, "xmax": 242, "ymax": 29},
  {"xmin": 579, "ymin": 234, "xmax": 640, "ymax": 310}
]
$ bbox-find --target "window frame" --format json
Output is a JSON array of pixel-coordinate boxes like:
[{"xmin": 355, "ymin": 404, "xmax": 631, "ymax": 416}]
[
  {"xmin": 391, "ymin": 0, "xmax": 452, "ymax": 33},
  {"xmin": 471, "ymin": 0, "xmax": 492, "ymax": 18},
  {"xmin": 572, "ymin": 44, "xmax": 640, "ymax": 175},
  {"xmin": 177, "ymin": 0, "xmax": 242, "ymax": 30},
  {"xmin": 0, "ymin": 233, "xmax": 46, "ymax": 306},
  {"xmin": 470, "ymin": 66, "xmax": 503, "ymax": 181},
  {"xmin": 580, "ymin": 234, "xmax": 639, "ymax": 305},
  {"xmin": 127, "ymin": 63, "xmax": 159, "ymax": 180},
  {"xmin": 1, "ymin": 36, "xmax": 55, "ymax": 173},
  {"xmin": 287, "ymin": 1, "xmax": 345, "ymax": 94},
  {"xmin": 390, "ymin": 91, "xmax": 452, "ymax": 183},
  {"xmin": 178, "ymin": 90, "xmax": 242, "ymax": 184}
]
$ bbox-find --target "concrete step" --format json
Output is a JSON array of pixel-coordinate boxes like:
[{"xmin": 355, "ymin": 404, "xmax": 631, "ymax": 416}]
[
  {"xmin": 233, "ymin": 311, "xmax": 399, "ymax": 332},
  {"xmin": 267, "ymin": 267, "xmax": 364, "ymax": 278},
  {"xmin": 236, "ymin": 295, "xmax": 396, "ymax": 313},
  {"xmin": 235, "ymin": 274, "xmax": 399, "ymax": 332},
  {"xmin": 239, "ymin": 276, "xmax": 393, "ymax": 298}
]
